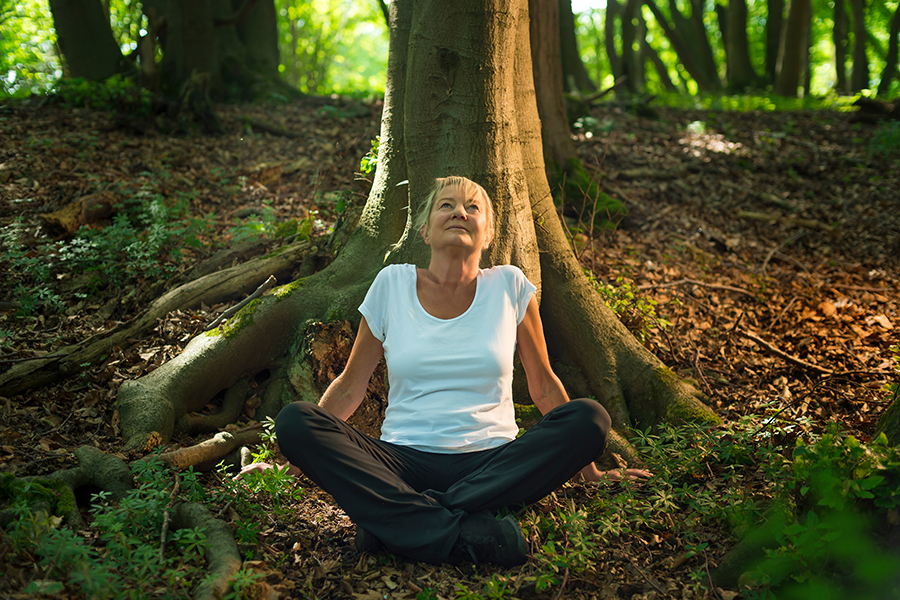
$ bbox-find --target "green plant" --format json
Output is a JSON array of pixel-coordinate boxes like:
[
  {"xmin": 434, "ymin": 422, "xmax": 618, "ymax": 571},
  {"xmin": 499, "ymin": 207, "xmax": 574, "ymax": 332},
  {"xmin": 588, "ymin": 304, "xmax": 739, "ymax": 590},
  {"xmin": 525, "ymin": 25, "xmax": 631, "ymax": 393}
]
[
  {"xmin": 223, "ymin": 568, "xmax": 265, "ymax": 599},
  {"xmin": 868, "ymin": 121, "xmax": 900, "ymax": 159},
  {"xmin": 51, "ymin": 74, "xmax": 152, "ymax": 116},
  {"xmin": 360, "ymin": 136, "xmax": 380, "ymax": 174},
  {"xmin": 585, "ymin": 270, "xmax": 674, "ymax": 342}
]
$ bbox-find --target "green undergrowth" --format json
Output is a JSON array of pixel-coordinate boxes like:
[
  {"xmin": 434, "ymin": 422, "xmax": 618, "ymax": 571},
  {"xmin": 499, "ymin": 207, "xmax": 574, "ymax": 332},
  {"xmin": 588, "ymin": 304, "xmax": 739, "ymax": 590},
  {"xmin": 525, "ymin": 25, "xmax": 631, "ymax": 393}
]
[
  {"xmin": 50, "ymin": 75, "xmax": 153, "ymax": 117},
  {"xmin": 448, "ymin": 411, "xmax": 900, "ymax": 599},
  {"xmin": 1, "ymin": 420, "xmax": 304, "ymax": 598},
  {"xmin": 0, "ymin": 188, "xmax": 211, "ymax": 317},
  {"xmin": 654, "ymin": 92, "xmax": 859, "ymax": 113},
  {"xmin": 584, "ymin": 268, "xmax": 675, "ymax": 343}
]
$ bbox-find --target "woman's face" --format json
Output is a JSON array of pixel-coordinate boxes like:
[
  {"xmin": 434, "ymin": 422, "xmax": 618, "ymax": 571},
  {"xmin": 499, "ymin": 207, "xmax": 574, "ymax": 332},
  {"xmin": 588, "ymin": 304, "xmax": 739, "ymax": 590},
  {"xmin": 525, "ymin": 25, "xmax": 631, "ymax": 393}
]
[{"xmin": 421, "ymin": 185, "xmax": 493, "ymax": 252}]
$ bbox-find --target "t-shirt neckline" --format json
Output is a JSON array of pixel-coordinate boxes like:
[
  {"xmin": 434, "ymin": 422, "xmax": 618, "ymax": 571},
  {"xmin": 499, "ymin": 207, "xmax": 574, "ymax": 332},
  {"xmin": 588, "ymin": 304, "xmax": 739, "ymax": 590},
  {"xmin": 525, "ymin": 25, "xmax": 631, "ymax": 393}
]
[{"xmin": 411, "ymin": 264, "xmax": 482, "ymax": 322}]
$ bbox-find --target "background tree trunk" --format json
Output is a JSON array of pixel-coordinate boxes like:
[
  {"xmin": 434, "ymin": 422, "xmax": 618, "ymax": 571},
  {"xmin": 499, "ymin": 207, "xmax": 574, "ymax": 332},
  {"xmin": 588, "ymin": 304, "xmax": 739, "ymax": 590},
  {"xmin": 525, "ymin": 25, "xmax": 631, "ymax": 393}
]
[
  {"xmin": 765, "ymin": 0, "xmax": 784, "ymax": 84},
  {"xmin": 233, "ymin": 0, "xmax": 280, "ymax": 77},
  {"xmin": 877, "ymin": 1, "xmax": 900, "ymax": 96},
  {"xmin": 606, "ymin": 0, "xmax": 625, "ymax": 81},
  {"xmin": 774, "ymin": 0, "xmax": 811, "ymax": 96},
  {"xmin": 834, "ymin": 0, "xmax": 849, "ymax": 92},
  {"xmin": 644, "ymin": 0, "xmax": 721, "ymax": 91},
  {"xmin": 724, "ymin": 0, "xmax": 759, "ymax": 91},
  {"xmin": 116, "ymin": 0, "xmax": 715, "ymax": 453},
  {"xmin": 558, "ymin": 0, "xmax": 596, "ymax": 92},
  {"xmin": 850, "ymin": 0, "xmax": 870, "ymax": 91},
  {"xmin": 48, "ymin": 0, "xmax": 126, "ymax": 81}
]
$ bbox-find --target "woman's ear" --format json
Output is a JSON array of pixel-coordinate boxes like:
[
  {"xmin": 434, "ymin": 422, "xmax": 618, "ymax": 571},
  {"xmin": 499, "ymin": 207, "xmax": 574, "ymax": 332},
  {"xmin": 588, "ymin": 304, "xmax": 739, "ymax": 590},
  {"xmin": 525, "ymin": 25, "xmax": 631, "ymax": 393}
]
[
  {"xmin": 420, "ymin": 223, "xmax": 430, "ymax": 245},
  {"xmin": 483, "ymin": 227, "xmax": 494, "ymax": 249}
]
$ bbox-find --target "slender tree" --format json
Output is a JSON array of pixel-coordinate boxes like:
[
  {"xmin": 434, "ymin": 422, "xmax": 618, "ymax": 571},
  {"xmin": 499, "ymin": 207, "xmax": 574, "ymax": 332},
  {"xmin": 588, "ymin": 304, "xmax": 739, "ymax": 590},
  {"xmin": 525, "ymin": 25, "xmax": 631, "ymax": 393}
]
[
  {"xmin": 834, "ymin": 0, "xmax": 849, "ymax": 92},
  {"xmin": 877, "ymin": 0, "xmax": 900, "ymax": 96},
  {"xmin": 115, "ymin": 0, "xmax": 716, "ymax": 455},
  {"xmin": 48, "ymin": 0, "xmax": 126, "ymax": 80},
  {"xmin": 850, "ymin": 0, "xmax": 870, "ymax": 90},
  {"xmin": 774, "ymin": 0, "xmax": 811, "ymax": 96},
  {"xmin": 558, "ymin": 0, "xmax": 596, "ymax": 92}
]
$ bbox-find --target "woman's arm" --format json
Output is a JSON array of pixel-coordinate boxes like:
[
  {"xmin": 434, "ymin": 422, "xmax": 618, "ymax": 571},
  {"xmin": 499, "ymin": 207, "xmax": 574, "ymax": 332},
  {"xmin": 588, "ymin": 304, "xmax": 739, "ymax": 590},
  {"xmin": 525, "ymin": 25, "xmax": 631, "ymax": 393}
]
[
  {"xmin": 516, "ymin": 296, "xmax": 569, "ymax": 414},
  {"xmin": 516, "ymin": 297, "xmax": 650, "ymax": 483},
  {"xmin": 319, "ymin": 316, "xmax": 384, "ymax": 421}
]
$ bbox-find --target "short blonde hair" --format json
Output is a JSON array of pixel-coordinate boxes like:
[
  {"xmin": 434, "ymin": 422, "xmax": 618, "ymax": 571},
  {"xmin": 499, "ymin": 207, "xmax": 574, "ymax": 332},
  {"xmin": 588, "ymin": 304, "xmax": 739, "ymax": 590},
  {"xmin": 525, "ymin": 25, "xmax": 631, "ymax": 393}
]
[{"xmin": 414, "ymin": 176, "xmax": 495, "ymax": 244}]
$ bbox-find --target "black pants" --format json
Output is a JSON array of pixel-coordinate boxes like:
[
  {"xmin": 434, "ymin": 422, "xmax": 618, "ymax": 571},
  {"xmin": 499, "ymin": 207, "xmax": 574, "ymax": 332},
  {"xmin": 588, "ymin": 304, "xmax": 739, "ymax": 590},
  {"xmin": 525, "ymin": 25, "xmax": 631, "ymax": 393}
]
[{"xmin": 274, "ymin": 399, "xmax": 611, "ymax": 564}]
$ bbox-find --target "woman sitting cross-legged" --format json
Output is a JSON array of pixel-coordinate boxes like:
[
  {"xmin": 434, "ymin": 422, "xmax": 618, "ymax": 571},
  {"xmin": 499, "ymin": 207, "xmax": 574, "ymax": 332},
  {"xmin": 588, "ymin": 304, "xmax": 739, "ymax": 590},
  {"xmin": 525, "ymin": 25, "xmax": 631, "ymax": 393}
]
[{"xmin": 242, "ymin": 176, "xmax": 649, "ymax": 566}]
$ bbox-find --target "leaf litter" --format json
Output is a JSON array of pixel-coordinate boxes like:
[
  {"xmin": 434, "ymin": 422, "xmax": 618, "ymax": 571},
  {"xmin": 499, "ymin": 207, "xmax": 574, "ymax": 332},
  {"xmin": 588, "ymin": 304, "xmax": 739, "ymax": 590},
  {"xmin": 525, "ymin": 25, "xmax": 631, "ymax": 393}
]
[{"xmin": 0, "ymin": 98, "xmax": 898, "ymax": 598}]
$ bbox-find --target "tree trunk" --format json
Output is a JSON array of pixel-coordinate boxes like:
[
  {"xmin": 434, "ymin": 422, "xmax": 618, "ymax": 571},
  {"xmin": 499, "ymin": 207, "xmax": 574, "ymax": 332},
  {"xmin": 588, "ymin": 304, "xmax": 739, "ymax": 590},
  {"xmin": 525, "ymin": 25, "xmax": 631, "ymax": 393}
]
[
  {"xmin": 765, "ymin": 0, "xmax": 784, "ymax": 84},
  {"xmin": 850, "ymin": 0, "xmax": 870, "ymax": 91},
  {"xmin": 644, "ymin": 0, "xmax": 721, "ymax": 91},
  {"xmin": 834, "ymin": 0, "xmax": 849, "ymax": 92},
  {"xmin": 48, "ymin": 0, "xmax": 126, "ymax": 81},
  {"xmin": 116, "ymin": 0, "xmax": 716, "ymax": 453},
  {"xmin": 724, "ymin": 0, "xmax": 759, "ymax": 91},
  {"xmin": 641, "ymin": 11, "xmax": 679, "ymax": 92},
  {"xmin": 530, "ymin": 0, "xmax": 576, "ymax": 169},
  {"xmin": 233, "ymin": 0, "xmax": 280, "ymax": 77},
  {"xmin": 558, "ymin": 0, "xmax": 596, "ymax": 92},
  {"xmin": 774, "ymin": 0, "xmax": 810, "ymax": 96},
  {"xmin": 621, "ymin": 0, "xmax": 640, "ymax": 92},
  {"xmin": 606, "ymin": 0, "xmax": 625, "ymax": 81},
  {"xmin": 878, "ymin": 0, "xmax": 900, "ymax": 96}
]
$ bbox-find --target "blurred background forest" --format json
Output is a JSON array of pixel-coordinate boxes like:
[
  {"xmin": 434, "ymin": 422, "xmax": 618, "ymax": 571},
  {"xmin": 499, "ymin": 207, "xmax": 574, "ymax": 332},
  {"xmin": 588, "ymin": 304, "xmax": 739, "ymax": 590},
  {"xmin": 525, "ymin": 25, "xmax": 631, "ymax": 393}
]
[{"xmin": 1, "ymin": 0, "xmax": 898, "ymax": 103}]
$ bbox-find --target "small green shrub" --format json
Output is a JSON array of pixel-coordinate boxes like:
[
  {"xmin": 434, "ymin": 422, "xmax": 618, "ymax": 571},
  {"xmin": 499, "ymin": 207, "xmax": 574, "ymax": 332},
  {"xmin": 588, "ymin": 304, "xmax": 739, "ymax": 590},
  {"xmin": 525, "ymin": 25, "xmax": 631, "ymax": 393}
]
[
  {"xmin": 51, "ymin": 74, "xmax": 152, "ymax": 117},
  {"xmin": 585, "ymin": 270, "xmax": 674, "ymax": 342},
  {"xmin": 868, "ymin": 121, "xmax": 900, "ymax": 158}
]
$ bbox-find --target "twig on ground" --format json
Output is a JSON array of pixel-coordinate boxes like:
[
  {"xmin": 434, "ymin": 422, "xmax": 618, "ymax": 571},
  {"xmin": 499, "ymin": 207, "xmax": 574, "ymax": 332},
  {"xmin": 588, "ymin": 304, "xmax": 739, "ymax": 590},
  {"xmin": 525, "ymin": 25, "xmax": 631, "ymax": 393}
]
[
  {"xmin": 829, "ymin": 284, "xmax": 896, "ymax": 293},
  {"xmin": 627, "ymin": 556, "xmax": 666, "ymax": 594},
  {"xmin": 737, "ymin": 329, "xmax": 833, "ymax": 375},
  {"xmin": 761, "ymin": 231, "xmax": 807, "ymax": 275},
  {"xmin": 159, "ymin": 474, "xmax": 180, "ymax": 563},
  {"xmin": 766, "ymin": 296, "xmax": 798, "ymax": 331},
  {"xmin": 1, "ymin": 352, "xmax": 70, "ymax": 364},
  {"xmin": 551, "ymin": 567, "xmax": 570, "ymax": 600},
  {"xmin": 206, "ymin": 275, "xmax": 277, "ymax": 331},
  {"xmin": 637, "ymin": 278, "xmax": 755, "ymax": 297}
]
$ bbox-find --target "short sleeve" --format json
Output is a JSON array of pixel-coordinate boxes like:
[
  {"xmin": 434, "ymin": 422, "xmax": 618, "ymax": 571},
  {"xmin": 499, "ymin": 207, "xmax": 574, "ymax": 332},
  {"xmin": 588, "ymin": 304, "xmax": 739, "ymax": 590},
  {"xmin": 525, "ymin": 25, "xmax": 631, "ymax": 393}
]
[
  {"xmin": 358, "ymin": 267, "xmax": 393, "ymax": 341},
  {"xmin": 510, "ymin": 267, "xmax": 537, "ymax": 324}
]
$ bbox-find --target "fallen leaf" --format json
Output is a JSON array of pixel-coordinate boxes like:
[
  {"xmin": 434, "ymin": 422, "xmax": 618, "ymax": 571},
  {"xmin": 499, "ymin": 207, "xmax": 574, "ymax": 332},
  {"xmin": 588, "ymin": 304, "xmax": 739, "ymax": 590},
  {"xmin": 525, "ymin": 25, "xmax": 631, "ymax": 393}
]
[
  {"xmin": 819, "ymin": 300, "xmax": 837, "ymax": 317},
  {"xmin": 868, "ymin": 315, "xmax": 894, "ymax": 330}
]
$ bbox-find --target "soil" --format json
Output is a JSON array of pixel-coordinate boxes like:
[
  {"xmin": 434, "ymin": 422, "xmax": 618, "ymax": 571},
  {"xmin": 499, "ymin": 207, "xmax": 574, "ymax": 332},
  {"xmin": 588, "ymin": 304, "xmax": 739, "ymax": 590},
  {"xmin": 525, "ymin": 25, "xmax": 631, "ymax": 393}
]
[{"xmin": 0, "ymin": 96, "xmax": 898, "ymax": 599}]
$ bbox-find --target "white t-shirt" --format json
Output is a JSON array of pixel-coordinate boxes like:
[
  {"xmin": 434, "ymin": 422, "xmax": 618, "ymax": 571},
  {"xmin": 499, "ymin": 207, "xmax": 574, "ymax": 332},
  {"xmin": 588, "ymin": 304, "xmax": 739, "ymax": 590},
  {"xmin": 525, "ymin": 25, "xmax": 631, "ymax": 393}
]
[{"xmin": 358, "ymin": 264, "xmax": 537, "ymax": 453}]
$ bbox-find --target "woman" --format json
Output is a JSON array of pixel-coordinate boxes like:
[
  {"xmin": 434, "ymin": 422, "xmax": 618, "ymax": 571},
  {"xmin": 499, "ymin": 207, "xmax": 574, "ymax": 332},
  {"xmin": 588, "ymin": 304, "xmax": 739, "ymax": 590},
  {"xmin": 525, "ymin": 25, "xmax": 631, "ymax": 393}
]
[{"xmin": 257, "ymin": 176, "xmax": 644, "ymax": 566}]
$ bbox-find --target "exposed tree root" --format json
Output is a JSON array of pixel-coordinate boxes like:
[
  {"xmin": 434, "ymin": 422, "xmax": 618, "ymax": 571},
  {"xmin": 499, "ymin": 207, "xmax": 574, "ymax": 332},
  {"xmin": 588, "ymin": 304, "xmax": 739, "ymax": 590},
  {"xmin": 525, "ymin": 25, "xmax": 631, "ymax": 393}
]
[
  {"xmin": 176, "ymin": 378, "xmax": 253, "ymax": 436},
  {"xmin": 154, "ymin": 428, "xmax": 263, "ymax": 472},
  {"xmin": 0, "ymin": 239, "xmax": 311, "ymax": 397},
  {"xmin": 172, "ymin": 502, "xmax": 242, "ymax": 600}
]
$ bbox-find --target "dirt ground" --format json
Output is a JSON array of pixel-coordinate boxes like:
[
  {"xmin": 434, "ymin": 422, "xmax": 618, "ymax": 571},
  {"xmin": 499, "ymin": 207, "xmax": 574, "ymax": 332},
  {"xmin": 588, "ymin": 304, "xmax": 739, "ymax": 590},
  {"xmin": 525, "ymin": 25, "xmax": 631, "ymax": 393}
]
[{"xmin": 0, "ymin": 96, "xmax": 898, "ymax": 598}]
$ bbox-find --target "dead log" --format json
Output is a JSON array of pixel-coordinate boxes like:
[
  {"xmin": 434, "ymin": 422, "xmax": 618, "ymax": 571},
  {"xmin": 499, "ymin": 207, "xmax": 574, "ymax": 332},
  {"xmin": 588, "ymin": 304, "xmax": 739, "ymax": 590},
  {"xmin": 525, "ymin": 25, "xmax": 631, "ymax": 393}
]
[
  {"xmin": 0, "ymin": 239, "xmax": 312, "ymax": 397},
  {"xmin": 38, "ymin": 192, "xmax": 118, "ymax": 236}
]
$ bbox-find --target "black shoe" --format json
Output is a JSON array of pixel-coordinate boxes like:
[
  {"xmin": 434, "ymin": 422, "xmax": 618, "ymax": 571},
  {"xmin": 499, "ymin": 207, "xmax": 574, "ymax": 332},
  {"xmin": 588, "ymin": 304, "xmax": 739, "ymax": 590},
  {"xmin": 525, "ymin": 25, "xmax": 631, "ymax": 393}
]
[
  {"xmin": 450, "ymin": 512, "xmax": 527, "ymax": 567},
  {"xmin": 355, "ymin": 526, "xmax": 385, "ymax": 553}
]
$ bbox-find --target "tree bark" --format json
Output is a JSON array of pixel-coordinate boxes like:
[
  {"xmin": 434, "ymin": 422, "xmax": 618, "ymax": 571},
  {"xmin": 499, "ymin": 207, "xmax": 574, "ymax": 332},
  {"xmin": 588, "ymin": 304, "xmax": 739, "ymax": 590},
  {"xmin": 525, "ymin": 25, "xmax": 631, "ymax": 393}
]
[
  {"xmin": 850, "ymin": 0, "xmax": 870, "ymax": 91},
  {"xmin": 774, "ymin": 0, "xmax": 811, "ymax": 96},
  {"xmin": 116, "ymin": 0, "xmax": 717, "ymax": 454},
  {"xmin": 878, "ymin": 0, "xmax": 900, "ymax": 96},
  {"xmin": 644, "ymin": 0, "xmax": 721, "ymax": 91},
  {"xmin": 724, "ymin": 0, "xmax": 759, "ymax": 91},
  {"xmin": 233, "ymin": 0, "xmax": 280, "ymax": 77},
  {"xmin": 765, "ymin": 0, "xmax": 784, "ymax": 84},
  {"xmin": 834, "ymin": 0, "xmax": 849, "ymax": 92},
  {"xmin": 606, "ymin": 0, "xmax": 625, "ymax": 81},
  {"xmin": 48, "ymin": 0, "xmax": 126, "ymax": 81},
  {"xmin": 558, "ymin": 0, "xmax": 596, "ymax": 92}
]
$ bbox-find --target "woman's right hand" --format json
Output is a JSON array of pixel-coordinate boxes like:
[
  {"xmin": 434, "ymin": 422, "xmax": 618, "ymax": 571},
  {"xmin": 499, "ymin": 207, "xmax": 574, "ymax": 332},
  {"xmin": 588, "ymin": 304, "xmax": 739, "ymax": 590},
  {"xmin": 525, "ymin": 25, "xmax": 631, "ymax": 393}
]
[{"xmin": 233, "ymin": 462, "xmax": 301, "ymax": 480}]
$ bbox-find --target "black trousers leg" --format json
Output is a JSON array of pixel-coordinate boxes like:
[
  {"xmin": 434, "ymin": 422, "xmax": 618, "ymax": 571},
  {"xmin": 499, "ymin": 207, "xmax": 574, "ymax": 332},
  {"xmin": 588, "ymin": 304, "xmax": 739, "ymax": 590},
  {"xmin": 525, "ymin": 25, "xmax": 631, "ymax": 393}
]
[
  {"xmin": 425, "ymin": 399, "xmax": 611, "ymax": 513},
  {"xmin": 274, "ymin": 402, "xmax": 466, "ymax": 563}
]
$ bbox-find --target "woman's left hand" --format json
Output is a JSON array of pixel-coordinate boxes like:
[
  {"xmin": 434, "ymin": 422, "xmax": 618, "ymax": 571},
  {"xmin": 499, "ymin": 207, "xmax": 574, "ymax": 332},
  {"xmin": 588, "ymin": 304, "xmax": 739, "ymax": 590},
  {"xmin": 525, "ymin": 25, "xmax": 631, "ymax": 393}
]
[{"xmin": 579, "ymin": 463, "xmax": 652, "ymax": 482}]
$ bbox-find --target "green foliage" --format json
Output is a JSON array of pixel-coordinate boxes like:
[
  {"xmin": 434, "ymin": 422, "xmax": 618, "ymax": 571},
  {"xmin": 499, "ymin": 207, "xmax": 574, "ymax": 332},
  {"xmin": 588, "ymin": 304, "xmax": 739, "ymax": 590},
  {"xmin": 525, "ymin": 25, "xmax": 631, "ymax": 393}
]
[
  {"xmin": 585, "ymin": 270, "xmax": 673, "ymax": 342},
  {"xmin": 51, "ymin": 75, "xmax": 152, "ymax": 116},
  {"xmin": 0, "ymin": 190, "xmax": 209, "ymax": 317},
  {"xmin": 868, "ymin": 121, "xmax": 900, "ymax": 159},
  {"xmin": 654, "ymin": 92, "xmax": 857, "ymax": 112},
  {"xmin": 275, "ymin": 0, "xmax": 387, "ymax": 96},
  {"xmin": 360, "ymin": 136, "xmax": 380, "ymax": 175},
  {"xmin": 0, "ymin": 0, "xmax": 60, "ymax": 97},
  {"xmin": 5, "ymin": 456, "xmax": 211, "ymax": 599}
]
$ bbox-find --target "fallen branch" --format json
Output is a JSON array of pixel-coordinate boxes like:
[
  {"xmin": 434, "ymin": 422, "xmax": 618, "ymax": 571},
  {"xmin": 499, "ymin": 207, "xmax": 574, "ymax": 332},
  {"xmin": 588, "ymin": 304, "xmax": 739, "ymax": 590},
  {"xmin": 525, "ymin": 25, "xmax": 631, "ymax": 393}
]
[
  {"xmin": 737, "ymin": 329, "xmax": 834, "ymax": 375},
  {"xmin": 738, "ymin": 210, "xmax": 837, "ymax": 233},
  {"xmin": 159, "ymin": 474, "xmax": 180, "ymax": 563},
  {"xmin": 637, "ymin": 278, "xmax": 755, "ymax": 297},
  {"xmin": 0, "ymin": 240, "xmax": 311, "ymax": 396},
  {"xmin": 154, "ymin": 429, "xmax": 263, "ymax": 472},
  {"xmin": 206, "ymin": 275, "xmax": 277, "ymax": 331}
]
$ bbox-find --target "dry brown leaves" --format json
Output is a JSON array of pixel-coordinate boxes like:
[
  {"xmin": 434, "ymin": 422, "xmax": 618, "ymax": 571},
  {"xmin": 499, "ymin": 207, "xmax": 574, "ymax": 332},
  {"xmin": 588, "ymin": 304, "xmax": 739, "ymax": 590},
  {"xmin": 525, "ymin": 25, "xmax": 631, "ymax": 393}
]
[{"xmin": 1, "ymin": 98, "xmax": 898, "ymax": 598}]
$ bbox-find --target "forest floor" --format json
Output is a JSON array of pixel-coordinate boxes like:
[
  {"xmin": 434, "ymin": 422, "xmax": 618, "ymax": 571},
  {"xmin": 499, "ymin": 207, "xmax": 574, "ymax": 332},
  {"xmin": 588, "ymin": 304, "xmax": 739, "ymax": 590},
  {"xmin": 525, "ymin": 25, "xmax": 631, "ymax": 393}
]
[{"xmin": 0, "ymin": 96, "xmax": 899, "ymax": 599}]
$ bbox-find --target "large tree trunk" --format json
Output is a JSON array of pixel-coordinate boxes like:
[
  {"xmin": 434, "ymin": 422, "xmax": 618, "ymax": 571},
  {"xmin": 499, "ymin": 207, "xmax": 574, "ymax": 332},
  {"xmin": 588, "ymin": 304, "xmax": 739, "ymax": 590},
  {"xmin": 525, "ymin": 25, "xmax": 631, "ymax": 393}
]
[
  {"xmin": 834, "ymin": 0, "xmax": 849, "ymax": 92},
  {"xmin": 606, "ymin": 0, "xmax": 625, "ymax": 81},
  {"xmin": 48, "ymin": 0, "xmax": 126, "ymax": 81},
  {"xmin": 850, "ymin": 0, "xmax": 870, "ymax": 91},
  {"xmin": 558, "ymin": 0, "xmax": 596, "ymax": 92},
  {"xmin": 116, "ymin": 0, "xmax": 716, "ymax": 452},
  {"xmin": 878, "ymin": 1, "xmax": 900, "ymax": 96},
  {"xmin": 765, "ymin": 0, "xmax": 784, "ymax": 84},
  {"xmin": 644, "ymin": 0, "xmax": 721, "ymax": 91},
  {"xmin": 774, "ymin": 0, "xmax": 811, "ymax": 96},
  {"xmin": 723, "ymin": 0, "xmax": 759, "ymax": 91}
]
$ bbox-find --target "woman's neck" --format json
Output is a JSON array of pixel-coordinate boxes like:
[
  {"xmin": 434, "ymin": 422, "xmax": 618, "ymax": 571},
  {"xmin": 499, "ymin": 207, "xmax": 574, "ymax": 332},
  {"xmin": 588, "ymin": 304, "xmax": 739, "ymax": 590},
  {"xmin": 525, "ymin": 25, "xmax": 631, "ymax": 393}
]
[{"xmin": 423, "ymin": 251, "xmax": 481, "ymax": 288}]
